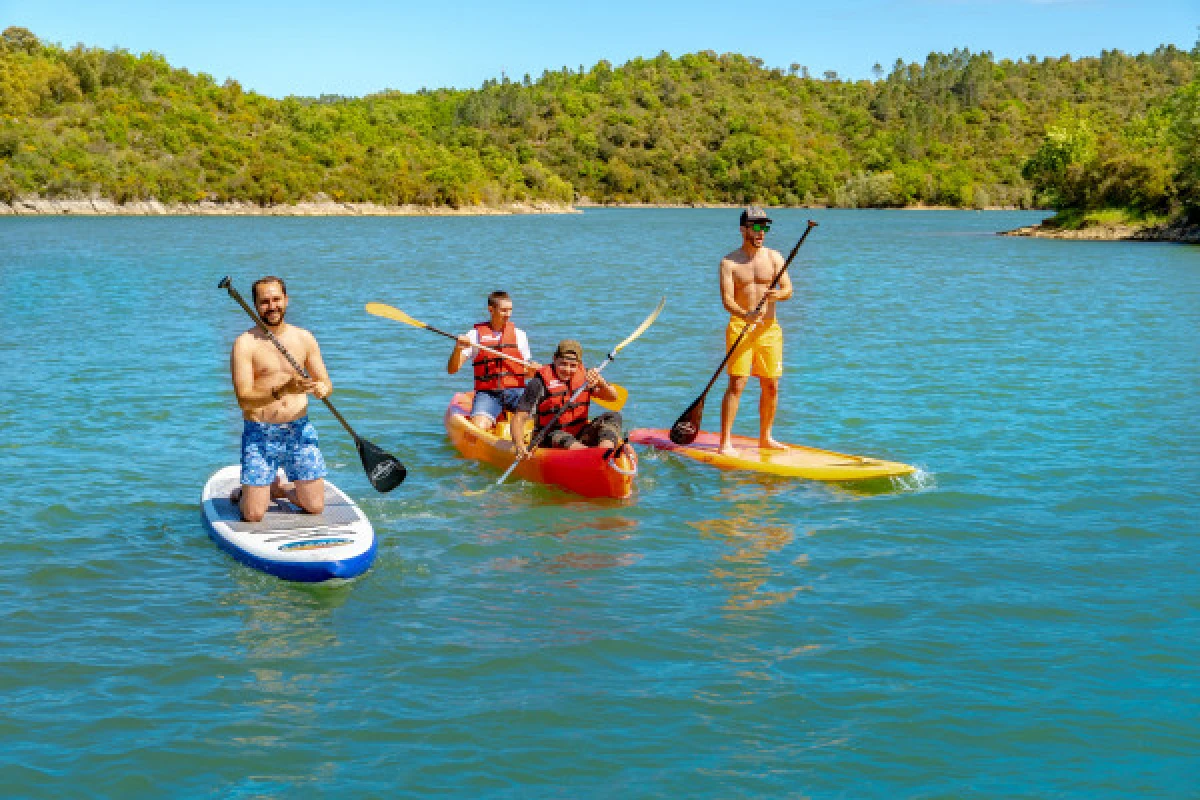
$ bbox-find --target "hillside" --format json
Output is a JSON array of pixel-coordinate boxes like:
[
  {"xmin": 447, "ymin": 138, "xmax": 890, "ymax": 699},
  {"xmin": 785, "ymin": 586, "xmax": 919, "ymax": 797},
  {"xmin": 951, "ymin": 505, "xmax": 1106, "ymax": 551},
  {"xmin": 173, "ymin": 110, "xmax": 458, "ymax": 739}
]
[{"xmin": 1, "ymin": 26, "xmax": 1196, "ymax": 216}]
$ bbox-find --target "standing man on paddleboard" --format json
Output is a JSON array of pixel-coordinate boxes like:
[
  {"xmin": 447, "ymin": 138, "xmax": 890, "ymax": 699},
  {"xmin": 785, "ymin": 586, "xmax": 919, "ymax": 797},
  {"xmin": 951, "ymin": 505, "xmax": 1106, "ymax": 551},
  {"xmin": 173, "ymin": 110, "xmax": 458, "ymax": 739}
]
[
  {"xmin": 447, "ymin": 290, "xmax": 539, "ymax": 431},
  {"xmin": 717, "ymin": 207, "xmax": 793, "ymax": 457},
  {"xmin": 510, "ymin": 340, "xmax": 624, "ymax": 458},
  {"xmin": 230, "ymin": 276, "xmax": 332, "ymax": 522}
]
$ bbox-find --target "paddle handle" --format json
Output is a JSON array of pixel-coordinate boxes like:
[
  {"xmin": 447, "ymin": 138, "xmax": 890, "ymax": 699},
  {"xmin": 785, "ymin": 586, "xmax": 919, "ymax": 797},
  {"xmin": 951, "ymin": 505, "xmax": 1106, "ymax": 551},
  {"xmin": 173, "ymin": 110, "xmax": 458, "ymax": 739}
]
[
  {"xmin": 218, "ymin": 277, "xmax": 360, "ymax": 442},
  {"xmin": 698, "ymin": 220, "xmax": 818, "ymax": 397}
]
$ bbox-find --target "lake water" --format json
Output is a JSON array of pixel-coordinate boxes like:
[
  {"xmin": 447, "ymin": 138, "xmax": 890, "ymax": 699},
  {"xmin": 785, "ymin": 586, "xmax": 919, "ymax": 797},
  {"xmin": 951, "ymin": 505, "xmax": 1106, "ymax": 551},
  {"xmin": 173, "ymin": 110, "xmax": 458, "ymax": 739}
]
[{"xmin": 1, "ymin": 209, "xmax": 1197, "ymax": 798}]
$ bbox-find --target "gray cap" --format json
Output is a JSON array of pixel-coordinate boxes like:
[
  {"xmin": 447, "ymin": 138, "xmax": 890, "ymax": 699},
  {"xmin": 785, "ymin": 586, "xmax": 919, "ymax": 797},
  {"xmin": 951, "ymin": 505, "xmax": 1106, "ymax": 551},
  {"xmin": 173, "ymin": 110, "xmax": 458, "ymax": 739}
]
[{"xmin": 739, "ymin": 206, "xmax": 773, "ymax": 226}]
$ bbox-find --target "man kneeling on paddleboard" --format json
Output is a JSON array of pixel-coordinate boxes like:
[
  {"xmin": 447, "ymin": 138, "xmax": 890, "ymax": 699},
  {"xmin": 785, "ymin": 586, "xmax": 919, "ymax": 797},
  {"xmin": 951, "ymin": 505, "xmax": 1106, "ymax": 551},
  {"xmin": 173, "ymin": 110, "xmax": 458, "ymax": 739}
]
[
  {"xmin": 446, "ymin": 290, "xmax": 540, "ymax": 432},
  {"xmin": 229, "ymin": 276, "xmax": 332, "ymax": 522},
  {"xmin": 509, "ymin": 340, "xmax": 626, "ymax": 458}
]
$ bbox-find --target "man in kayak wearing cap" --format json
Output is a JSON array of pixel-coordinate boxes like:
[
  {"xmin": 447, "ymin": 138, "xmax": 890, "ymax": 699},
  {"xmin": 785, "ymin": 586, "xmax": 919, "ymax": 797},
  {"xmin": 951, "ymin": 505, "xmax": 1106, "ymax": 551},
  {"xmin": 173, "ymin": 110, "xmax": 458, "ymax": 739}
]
[
  {"xmin": 447, "ymin": 290, "xmax": 539, "ymax": 431},
  {"xmin": 717, "ymin": 206, "xmax": 793, "ymax": 457},
  {"xmin": 509, "ymin": 339, "xmax": 625, "ymax": 459}
]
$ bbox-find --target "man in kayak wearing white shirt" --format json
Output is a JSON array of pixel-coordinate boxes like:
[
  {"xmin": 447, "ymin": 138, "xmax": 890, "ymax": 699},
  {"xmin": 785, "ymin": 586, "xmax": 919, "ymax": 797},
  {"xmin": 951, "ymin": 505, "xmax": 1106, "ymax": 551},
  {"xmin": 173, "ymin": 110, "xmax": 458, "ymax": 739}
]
[{"xmin": 447, "ymin": 290, "xmax": 540, "ymax": 431}]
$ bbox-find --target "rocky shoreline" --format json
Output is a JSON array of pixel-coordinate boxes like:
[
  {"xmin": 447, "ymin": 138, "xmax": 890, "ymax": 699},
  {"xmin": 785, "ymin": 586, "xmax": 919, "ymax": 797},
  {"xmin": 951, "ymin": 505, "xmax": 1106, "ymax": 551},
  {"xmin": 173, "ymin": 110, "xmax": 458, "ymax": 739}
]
[
  {"xmin": 1000, "ymin": 218, "xmax": 1200, "ymax": 243},
  {"xmin": 0, "ymin": 197, "xmax": 580, "ymax": 217}
]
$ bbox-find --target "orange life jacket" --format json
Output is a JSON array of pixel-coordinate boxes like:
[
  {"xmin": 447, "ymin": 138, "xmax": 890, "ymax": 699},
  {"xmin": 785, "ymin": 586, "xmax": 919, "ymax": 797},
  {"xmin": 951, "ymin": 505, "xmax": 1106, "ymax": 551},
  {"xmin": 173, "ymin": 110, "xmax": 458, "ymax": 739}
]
[
  {"xmin": 534, "ymin": 363, "xmax": 590, "ymax": 437},
  {"xmin": 471, "ymin": 322, "xmax": 524, "ymax": 391}
]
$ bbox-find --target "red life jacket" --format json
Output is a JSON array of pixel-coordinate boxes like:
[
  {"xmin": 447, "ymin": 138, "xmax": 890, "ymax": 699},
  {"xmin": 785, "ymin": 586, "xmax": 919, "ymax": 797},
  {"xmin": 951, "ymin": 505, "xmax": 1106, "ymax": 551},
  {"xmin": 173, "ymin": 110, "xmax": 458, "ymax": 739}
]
[
  {"xmin": 471, "ymin": 322, "xmax": 524, "ymax": 391},
  {"xmin": 534, "ymin": 364, "xmax": 590, "ymax": 437}
]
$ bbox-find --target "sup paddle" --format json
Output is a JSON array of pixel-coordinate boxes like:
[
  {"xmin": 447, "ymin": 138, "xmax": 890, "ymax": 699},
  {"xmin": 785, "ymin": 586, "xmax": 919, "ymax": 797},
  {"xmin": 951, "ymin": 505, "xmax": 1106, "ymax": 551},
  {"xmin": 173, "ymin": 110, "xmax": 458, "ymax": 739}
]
[
  {"xmin": 220, "ymin": 277, "xmax": 406, "ymax": 493},
  {"xmin": 669, "ymin": 220, "xmax": 818, "ymax": 445},
  {"xmin": 365, "ymin": 301, "xmax": 629, "ymax": 411},
  {"xmin": 472, "ymin": 296, "xmax": 666, "ymax": 494}
]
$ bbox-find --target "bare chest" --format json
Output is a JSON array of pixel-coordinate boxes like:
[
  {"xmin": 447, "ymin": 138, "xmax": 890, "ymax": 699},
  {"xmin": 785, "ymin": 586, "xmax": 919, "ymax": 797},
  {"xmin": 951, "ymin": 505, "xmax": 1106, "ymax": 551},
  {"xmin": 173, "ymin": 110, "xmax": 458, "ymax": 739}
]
[
  {"xmin": 250, "ymin": 335, "xmax": 305, "ymax": 379},
  {"xmin": 730, "ymin": 256, "xmax": 778, "ymax": 291}
]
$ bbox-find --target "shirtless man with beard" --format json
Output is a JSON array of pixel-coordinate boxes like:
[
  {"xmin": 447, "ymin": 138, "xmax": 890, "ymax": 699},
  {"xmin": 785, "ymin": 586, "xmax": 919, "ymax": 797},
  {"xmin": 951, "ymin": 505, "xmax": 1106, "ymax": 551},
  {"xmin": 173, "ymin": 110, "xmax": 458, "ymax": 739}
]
[
  {"xmin": 718, "ymin": 207, "xmax": 794, "ymax": 457},
  {"xmin": 229, "ymin": 276, "xmax": 333, "ymax": 522}
]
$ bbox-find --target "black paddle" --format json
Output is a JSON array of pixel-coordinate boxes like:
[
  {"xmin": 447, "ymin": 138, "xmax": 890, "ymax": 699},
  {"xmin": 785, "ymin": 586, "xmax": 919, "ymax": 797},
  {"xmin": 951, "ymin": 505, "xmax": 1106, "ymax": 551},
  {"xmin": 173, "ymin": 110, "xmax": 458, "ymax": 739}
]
[
  {"xmin": 669, "ymin": 220, "xmax": 818, "ymax": 445},
  {"xmin": 219, "ymin": 277, "xmax": 406, "ymax": 492}
]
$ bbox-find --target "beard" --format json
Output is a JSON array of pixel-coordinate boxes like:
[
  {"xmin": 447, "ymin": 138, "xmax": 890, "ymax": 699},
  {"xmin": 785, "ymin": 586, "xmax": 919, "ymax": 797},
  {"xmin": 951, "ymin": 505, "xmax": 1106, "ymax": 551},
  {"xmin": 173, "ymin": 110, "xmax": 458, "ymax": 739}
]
[{"xmin": 262, "ymin": 308, "xmax": 285, "ymax": 326}]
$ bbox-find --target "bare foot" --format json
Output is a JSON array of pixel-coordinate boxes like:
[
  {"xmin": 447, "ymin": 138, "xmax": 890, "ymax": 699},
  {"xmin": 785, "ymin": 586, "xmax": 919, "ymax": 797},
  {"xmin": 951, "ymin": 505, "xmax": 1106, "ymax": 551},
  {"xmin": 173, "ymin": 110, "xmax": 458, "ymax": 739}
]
[
  {"xmin": 760, "ymin": 437, "xmax": 789, "ymax": 451},
  {"xmin": 716, "ymin": 442, "xmax": 739, "ymax": 457}
]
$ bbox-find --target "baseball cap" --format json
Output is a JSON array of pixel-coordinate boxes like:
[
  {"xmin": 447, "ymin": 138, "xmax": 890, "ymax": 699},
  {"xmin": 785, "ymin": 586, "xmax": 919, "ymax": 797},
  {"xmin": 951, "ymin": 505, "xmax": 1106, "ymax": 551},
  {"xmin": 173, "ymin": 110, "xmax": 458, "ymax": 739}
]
[
  {"xmin": 554, "ymin": 339, "xmax": 583, "ymax": 362},
  {"xmin": 739, "ymin": 206, "xmax": 773, "ymax": 226}
]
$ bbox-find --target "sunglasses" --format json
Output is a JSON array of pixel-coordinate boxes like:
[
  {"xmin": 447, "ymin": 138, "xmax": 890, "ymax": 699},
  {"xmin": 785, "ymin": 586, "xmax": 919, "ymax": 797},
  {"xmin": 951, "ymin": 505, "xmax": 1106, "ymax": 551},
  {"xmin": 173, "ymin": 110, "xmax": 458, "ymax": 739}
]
[{"xmin": 748, "ymin": 222, "xmax": 771, "ymax": 233}]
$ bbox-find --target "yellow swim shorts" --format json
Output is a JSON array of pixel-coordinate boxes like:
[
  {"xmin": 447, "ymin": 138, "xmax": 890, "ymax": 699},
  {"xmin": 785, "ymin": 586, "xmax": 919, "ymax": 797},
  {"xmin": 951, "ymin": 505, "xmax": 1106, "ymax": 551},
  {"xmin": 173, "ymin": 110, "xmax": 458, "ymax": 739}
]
[{"xmin": 725, "ymin": 317, "xmax": 783, "ymax": 378}]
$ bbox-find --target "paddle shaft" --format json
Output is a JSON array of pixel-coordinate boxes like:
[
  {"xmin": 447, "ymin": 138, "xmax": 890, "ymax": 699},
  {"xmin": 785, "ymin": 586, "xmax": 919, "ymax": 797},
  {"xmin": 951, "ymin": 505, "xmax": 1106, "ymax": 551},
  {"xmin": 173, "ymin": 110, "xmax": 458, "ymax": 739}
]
[
  {"xmin": 696, "ymin": 220, "xmax": 818, "ymax": 398},
  {"xmin": 221, "ymin": 280, "xmax": 362, "ymax": 443}
]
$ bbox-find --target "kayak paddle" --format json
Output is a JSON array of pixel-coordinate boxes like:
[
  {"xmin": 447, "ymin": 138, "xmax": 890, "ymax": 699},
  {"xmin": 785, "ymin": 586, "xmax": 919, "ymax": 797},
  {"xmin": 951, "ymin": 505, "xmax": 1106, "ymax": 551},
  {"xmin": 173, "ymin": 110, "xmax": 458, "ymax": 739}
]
[
  {"xmin": 668, "ymin": 220, "xmax": 818, "ymax": 445},
  {"xmin": 472, "ymin": 296, "xmax": 666, "ymax": 494},
  {"xmin": 220, "ymin": 277, "xmax": 406, "ymax": 492},
  {"xmin": 365, "ymin": 301, "xmax": 629, "ymax": 411}
]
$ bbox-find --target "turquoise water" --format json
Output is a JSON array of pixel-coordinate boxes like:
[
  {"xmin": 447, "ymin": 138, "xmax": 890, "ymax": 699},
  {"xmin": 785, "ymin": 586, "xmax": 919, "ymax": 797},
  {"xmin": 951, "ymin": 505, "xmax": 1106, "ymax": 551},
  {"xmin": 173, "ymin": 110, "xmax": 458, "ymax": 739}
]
[{"xmin": 1, "ymin": 209, "xmax": 1197, "ymax": 798}]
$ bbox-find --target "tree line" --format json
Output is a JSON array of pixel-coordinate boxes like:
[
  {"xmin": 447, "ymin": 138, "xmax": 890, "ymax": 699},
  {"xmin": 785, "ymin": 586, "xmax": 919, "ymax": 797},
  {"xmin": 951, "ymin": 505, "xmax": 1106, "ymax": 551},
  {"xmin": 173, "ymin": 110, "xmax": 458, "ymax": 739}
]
[{"xmin": 1, "ymin": 26, "xmax": 1196, "ymax": 221}]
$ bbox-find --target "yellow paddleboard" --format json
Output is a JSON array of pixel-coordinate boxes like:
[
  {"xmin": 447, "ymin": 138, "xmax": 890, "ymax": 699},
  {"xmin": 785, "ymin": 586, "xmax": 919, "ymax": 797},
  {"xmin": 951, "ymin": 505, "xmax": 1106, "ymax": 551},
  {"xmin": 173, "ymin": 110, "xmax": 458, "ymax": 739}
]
[{"xmin": 628, "ymin": 428, "xmax": 914, "ymax": 481}]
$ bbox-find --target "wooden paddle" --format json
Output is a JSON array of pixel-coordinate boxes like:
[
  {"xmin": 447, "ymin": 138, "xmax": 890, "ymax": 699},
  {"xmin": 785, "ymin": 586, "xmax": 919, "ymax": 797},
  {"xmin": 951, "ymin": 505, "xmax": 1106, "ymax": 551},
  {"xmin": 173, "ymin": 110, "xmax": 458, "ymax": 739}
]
[
  {"xmin": 364, "ymin": 301, "xmax": 629, "ymax": 411},
  {"xmin": 668, "ymin": 220, "xmax": 818, "ymax": 445},
  {"xmin": 220, "ymin": 277, "xmax": 407, "ymax": 492},
  {"xmin": 473, "ymin": 296, "xmax": 666, "ymax": 494}
]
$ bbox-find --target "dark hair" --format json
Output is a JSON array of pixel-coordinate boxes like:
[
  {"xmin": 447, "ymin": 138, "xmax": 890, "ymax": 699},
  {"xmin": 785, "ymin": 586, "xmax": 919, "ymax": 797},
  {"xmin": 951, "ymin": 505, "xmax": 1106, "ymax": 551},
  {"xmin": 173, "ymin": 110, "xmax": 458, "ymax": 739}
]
[
  {"xmin": 252, "ymin": 276, "xmax": 287, "ymax": 303},
  {"xmin": 487, "ymin": 290, "xmax": 511, "ymax": 307}
]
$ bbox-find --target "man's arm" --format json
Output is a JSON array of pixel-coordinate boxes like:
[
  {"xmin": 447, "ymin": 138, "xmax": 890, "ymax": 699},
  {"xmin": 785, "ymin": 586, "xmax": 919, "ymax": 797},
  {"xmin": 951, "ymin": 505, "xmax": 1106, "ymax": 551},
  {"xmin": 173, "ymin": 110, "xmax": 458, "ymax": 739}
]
[
  {"xmin": 586, "ymin": 369, "xmax": 620, "ymax": 403},
  {"xmin": 766, "ymin": 249, "xmax": 794, "ymax": 303},
  {"xmin": 231, "ymin": 335, "xmax": 282, "ymax": 411},
  {"xmin": 516, "ymin": 330, "xmax": 540, "ymax": 374},
  {"xmin": 303, "ymin": 333, "xmax": 332, "ymax": 399},
  {"xmin": 447, "ymin": 330, "xmax": 474, "ymax": 374},
  {"xmin": 719, "ymin": 258, "xmax": 753, "ymax": 320}
]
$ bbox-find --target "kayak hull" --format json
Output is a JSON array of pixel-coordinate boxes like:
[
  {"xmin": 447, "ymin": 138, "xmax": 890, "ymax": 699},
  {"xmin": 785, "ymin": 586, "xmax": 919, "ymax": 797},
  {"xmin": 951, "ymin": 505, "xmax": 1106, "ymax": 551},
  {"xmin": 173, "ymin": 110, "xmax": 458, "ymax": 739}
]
[
  {"xmin": 628, "ymin": 428, "xmax": 915, "ymax": 481},
  {"xmin": 445, "ymin": 392, "xmax": 636, "ymax": 499},
  {"xmin": 201, "ymin": 465, "xmax": 377, "ymax": 582}
]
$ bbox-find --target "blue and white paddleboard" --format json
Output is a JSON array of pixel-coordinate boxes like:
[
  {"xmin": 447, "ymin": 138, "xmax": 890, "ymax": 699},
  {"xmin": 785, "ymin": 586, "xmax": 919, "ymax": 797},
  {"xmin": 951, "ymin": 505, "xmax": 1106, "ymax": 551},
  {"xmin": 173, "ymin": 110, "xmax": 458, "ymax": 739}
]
[{"xmin": 201, "ymin": 465, "xmax": 377, "ymax": 582}]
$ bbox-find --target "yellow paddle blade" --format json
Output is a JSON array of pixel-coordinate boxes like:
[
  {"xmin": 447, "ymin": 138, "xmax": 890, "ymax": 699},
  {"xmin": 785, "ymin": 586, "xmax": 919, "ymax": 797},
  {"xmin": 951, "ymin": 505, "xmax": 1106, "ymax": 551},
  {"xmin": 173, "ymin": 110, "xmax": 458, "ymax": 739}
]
[
  {"xmin": 594, "ymin": 383, "xmax": 629, "ymax": 412},
  {"xmin": 612, "ymin": 296, "xmax": 666, "ymax": 356},
  {"xmin": 365, "ymin": 302, "xmax": 428, "ymax": 330}
]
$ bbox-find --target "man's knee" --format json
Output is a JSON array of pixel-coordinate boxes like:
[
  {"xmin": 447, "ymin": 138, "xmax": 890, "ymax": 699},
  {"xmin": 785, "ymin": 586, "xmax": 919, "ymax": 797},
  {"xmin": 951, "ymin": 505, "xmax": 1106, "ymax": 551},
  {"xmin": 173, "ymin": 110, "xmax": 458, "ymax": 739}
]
[
  {"xmin": 294, "ymin": 480, "xmax": 325, "ymax": 515},
  {"xmin": 241, "ymin": 506, "xmax": 266, "ymax": 523},
  {"xmin": 760, "ymin": 378, "xmax": 780, "ymax": 395},
  {"xmin": 726, "ymin": 377, "xmax": 748, "ymax": 395}
]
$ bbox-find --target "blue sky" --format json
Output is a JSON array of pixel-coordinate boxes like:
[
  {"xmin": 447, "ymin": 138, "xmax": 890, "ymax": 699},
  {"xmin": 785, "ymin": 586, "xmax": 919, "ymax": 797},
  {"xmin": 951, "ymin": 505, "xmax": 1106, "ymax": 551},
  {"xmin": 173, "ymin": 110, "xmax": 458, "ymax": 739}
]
[{"xmin": 3, "ymin": 0, "xmax": 1196, "ymax": 98}]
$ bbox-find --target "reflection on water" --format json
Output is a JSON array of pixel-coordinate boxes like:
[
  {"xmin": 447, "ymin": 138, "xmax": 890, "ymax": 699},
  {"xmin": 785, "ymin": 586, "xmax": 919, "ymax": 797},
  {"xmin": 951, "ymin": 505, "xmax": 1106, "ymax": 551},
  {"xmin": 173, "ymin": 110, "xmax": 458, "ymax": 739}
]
[
  {"xmin": 219, "ymin": 569, "xmax": 352, "ymax": 659},
  {"xmin": 481, "ymin": 516, "xmax": 642, "ymax": 577},
  {"xmin": 690, "ymin": 485, "xmax": 811, "ymax": 613}
]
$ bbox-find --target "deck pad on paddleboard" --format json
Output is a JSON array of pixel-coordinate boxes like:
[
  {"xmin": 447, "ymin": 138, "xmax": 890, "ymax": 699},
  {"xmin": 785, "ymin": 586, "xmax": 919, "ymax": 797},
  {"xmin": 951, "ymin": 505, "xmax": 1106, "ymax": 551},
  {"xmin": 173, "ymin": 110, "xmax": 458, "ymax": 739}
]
[
  {"xmin": 201, "ymin": 465, "xmax": 377, "ymax": 582},
  {"xmin": 629, "ymin": 429, "xmax": 914, "ymax": 481}
]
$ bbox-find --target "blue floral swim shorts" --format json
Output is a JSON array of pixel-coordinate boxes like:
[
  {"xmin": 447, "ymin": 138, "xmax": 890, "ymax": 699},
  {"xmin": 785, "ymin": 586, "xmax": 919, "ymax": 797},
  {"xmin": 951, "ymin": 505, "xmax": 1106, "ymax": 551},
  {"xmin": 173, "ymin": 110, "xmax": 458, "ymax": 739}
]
[{"xmin": 240, "ymin": 416, "xmax": 328, "ymax": 486}]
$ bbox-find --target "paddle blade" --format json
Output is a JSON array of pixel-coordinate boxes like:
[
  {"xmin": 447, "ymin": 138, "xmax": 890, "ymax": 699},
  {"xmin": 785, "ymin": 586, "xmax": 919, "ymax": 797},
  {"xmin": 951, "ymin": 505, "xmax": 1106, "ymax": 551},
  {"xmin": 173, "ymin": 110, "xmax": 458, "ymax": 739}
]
[
  {"xmin": 356, "ymin": 439, "xmax": 407, "ymax": 492},
  {"xmin": 593, "ymin": 382, "xmax": 629, "ymax": 412},
  {"xmin": 669, "ymin": 397, "xmax": 704, "ymax": 445},
  {"xmin": 365, "ymin": 302, "xmax": 427, "ymax": 330}
]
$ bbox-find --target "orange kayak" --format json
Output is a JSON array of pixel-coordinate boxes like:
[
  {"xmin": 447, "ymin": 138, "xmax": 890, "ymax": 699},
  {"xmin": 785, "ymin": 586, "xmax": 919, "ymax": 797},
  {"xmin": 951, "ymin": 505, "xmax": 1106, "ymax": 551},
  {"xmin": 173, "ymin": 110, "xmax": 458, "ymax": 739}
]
[{"xmin": 444, "ymin": 392, "xmax": 637, "ymax": 499}]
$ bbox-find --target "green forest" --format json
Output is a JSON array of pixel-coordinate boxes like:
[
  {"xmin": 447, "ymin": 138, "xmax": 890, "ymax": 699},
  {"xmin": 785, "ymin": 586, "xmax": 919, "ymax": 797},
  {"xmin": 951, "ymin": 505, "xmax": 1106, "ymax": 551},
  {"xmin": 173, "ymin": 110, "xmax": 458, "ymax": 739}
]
[{"xmin": 2, "ymin": 26, "xmax": 1197, "ymax": 222}]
